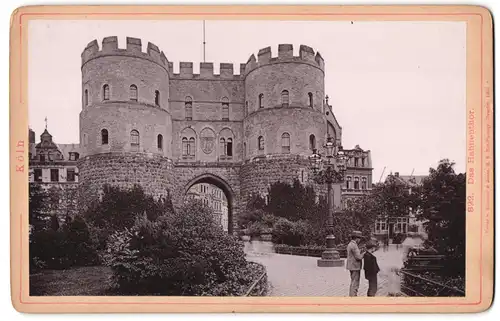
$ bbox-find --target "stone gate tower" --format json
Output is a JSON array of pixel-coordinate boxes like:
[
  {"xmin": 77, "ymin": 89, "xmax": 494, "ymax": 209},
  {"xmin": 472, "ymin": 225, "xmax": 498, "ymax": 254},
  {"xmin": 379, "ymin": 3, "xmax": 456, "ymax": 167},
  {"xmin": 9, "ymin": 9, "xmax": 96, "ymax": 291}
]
[{"xmin": 76, "ymin": 37, "xmax": 372, "ymax": 234}]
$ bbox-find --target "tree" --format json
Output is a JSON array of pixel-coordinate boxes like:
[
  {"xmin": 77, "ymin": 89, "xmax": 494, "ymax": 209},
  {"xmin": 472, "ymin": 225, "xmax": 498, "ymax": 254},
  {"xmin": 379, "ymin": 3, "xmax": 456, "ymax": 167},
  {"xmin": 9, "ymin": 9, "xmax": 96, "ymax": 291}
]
[
  {"xmin": 84, "ymin": 184, "xmax": 173, "ymax": 232},
  {"xmin": 417, "ymin": 159, "xmax": 465, "ymax": 276},
  {"xmin": 29, "ymin": 184, "xmax": 49, "ymax": 233}
]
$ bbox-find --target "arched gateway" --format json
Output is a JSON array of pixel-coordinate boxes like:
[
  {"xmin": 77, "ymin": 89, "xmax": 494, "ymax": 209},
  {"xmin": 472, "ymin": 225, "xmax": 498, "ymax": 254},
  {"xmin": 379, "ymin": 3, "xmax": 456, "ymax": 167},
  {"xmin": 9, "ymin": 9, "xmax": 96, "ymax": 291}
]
[{"xmin": 182, "ymin": 173, "xmax": 237, "ymax": 234}]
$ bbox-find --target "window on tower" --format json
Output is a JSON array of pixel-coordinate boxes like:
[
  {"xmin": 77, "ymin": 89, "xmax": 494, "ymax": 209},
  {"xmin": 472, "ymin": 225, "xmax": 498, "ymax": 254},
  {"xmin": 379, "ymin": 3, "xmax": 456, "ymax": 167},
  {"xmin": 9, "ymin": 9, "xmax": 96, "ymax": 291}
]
[
  {"xmin": 281, "ymin": 90, "xmax": 289, "ymax": 108},
  {"xmin": 130, "ymin": 130, "xmax": 140, "ymax": 151},
  {"xmin": 281, "ymin": 132, "xmax": 290, "ymax": 154},
  {"xmin": 259, "ymin": 93, "xmax": 264, "ymax": 109},
  {"xmin": 155, "ymin": 90, "xmax": 160, "ymax": 106},
  {"xmin": 101, "ymin": 129, "xmax": 109, "ymax": 145},
  {"xmin": 309, "ymin": 134, "xmax": 316, "ymax": 151},
  {"xmin": 308, "ymin": 92, "xmax": 313, "ymax": 108},
  {"xmin": 258, "ymin": 136, "xmax": 264, "ymax": 151},
  {"xmin": 84, "ymin": 89, "xmax": 89, "ymax": 106},
  {"xmin": 130, "ymin": 85, "xmax": 138, "ymax": 101},
  {"xmin": 157, "ymin": 134, "xmax": 163, "ymax": 151},
  {"xmin": 103, "ymin": 84, "xmax": 109, "ymax": 101}
]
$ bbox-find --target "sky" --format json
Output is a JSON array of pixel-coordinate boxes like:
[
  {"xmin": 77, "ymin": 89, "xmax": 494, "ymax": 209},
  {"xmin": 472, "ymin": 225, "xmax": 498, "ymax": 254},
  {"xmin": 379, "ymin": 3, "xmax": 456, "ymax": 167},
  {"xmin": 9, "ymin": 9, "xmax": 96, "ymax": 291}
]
[{"xmin": 28, "ymin": 19, "xmax": 466, "ymax": 182}]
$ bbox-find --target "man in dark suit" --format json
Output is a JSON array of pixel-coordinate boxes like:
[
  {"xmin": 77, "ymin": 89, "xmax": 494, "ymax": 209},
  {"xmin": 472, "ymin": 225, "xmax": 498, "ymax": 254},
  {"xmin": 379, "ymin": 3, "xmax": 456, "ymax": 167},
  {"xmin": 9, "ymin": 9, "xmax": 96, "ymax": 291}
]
[{"xmin": 363, "ymin": 241, "xmax": 380, "ymax": 297}]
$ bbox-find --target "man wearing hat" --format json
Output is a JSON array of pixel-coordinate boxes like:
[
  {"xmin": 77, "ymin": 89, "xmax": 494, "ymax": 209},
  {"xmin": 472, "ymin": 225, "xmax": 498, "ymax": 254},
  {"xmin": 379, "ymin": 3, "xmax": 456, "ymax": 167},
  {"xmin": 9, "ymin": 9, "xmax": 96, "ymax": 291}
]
[{"xmin": 346, "ymin": 230, "xmax": 365, "ymax": 296}]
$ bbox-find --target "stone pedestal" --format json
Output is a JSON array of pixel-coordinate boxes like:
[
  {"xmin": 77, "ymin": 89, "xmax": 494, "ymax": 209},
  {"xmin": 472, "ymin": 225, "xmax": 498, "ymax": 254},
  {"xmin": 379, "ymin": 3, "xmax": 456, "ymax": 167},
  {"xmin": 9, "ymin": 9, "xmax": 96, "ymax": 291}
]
[{"xmin": 317, "ymin": 248, "xmax": 344, "ymax": 267}]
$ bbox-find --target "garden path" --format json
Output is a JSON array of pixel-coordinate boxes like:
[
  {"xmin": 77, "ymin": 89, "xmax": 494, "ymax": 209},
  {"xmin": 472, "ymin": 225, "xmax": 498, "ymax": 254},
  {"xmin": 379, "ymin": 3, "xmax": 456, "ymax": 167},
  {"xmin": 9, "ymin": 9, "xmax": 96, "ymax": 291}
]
[{"xmin": 244, "ymin": 242, "xmax": 405, "ymax": 297}]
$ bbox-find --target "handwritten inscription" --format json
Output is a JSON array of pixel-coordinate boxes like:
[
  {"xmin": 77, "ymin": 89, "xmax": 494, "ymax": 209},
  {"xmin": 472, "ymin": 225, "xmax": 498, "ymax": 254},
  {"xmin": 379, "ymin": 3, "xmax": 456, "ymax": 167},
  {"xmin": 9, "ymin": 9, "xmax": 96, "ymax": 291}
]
[{"xmin": 15, "ymin": 140, "xmax": 25, "ymax": 173}]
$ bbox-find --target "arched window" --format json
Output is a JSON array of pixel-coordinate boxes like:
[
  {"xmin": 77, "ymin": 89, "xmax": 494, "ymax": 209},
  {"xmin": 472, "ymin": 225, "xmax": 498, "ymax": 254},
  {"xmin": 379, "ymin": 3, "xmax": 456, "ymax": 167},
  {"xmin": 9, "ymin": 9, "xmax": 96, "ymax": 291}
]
[
  {"xmin": 84, "ymin": 89, "xmax": 89, "ymax": 106},
  {"xmin": 103, "ymin": 84, "xmax": 109, "ymax": 101},
  {"xmin": 309, "ymin": 134, "xmax": 316, "ymax": 151},
  {"xmin": 346, "ymin": 176, "xmax": 352, "ymax": 189},
  {"xmin": 361, "ymin": 177, "xmax": 367, "ymax": 189},
  {"xmin": 101, "ymin": 129, "xmax": 108, "ymax": 145},
  {"xmin": 129, "ymin": 85, "xmax": 138, "ymax": 101},
  {"xmin": 258, "ymin": 136, "xmax": 264, "ymax": 151},
  {"xmin": 281, "ymin": 132, "xmax": 290, "ymax": 153},
  {"xmin": 155, "ymin": 90, "xmax": 160, "ymax": 106},
  {"xmin": 227, "ymin": 138, "xmax": 233, "ymax": 156},
  {"xmin": 130, "ymin": 130, "xmax": 139, "ymax": 151},
  {"xmin": 281, "ymin": 90, "xmax": 289, "ymax": 107},
  {"xmin": 188, "ymin": 137, "xmax": 195, "ymax": 156},
  {"xmin": 219, "ymin": 138, "xmax": 226, "ymax": 155},
  {"xmin": 259, "ymin": 94, "xmax": 264, "ymax": 109},
  {"xmin": 222, "ymin": 97, "xmax": 229, "ymax": 121},
  {"xmin": 308, "ymin": 92, "xmax": 313, "ymax": 108},
  {"xmin": 185, "ymin": 96, "xmax": 193, "ymax": 120},
  {"xmin": 354, "ymin": 177, "xmax": 360, "ymax": 190},
  {"xmin": 157, "ymin": 134, "xmax": 163, "ymax": 151},
  {"xmin": 182, "ymin": 137, "xmax": 188, "ymax": 156}
]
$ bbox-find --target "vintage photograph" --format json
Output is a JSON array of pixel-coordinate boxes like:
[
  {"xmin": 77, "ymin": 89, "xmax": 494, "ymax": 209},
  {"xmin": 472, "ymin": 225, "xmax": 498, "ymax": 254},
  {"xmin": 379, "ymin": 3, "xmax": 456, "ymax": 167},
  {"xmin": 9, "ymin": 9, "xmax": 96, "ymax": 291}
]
[{"xmin": 27, "ymin": 18, "xmax": 467, "ymax": 298}]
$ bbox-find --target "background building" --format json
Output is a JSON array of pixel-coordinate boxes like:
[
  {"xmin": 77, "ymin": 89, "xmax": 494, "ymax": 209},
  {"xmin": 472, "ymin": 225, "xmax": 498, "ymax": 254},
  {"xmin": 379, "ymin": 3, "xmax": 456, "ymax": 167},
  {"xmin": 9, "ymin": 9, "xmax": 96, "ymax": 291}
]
[
  {"xmin": 373, "ymin": 172, "xmax": 428, "ymax": 241},
  {"xmin": 28, "ymin": 127, "xmax": 81, "ymax": 219},
  {"xmin": 186, "ymin": 183, "xmax": 229, "ymax": 231}
]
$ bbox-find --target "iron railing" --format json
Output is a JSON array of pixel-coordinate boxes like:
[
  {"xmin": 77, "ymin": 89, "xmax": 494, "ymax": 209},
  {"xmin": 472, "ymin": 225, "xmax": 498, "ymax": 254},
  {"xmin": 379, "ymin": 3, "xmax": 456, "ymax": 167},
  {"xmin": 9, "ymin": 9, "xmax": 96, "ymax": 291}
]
[{"xmin": 400, "ymin": 270, "xmax": 465, "ymax": 297}]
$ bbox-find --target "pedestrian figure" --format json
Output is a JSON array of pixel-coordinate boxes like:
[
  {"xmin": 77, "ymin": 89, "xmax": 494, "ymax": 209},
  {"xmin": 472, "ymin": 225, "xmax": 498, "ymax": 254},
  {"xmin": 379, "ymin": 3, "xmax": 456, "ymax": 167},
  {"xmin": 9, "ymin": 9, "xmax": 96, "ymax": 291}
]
[
  {"xmin": 384, "ymin": 236, "xmax": 389, "ymax": 252},
  {"xmin": 363, "ymin": 241, "xmax": 380, "ymax": 297},
  {"xmin": 346, "ymin": 230, "xmax": 365, "ymax": 296}
]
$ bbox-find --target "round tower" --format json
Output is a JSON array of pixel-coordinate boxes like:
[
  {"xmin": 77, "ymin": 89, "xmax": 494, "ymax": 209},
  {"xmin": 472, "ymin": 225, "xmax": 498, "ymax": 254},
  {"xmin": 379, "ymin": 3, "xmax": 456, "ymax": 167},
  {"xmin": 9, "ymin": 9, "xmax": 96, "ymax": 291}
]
[
  {"xmin": 78, "ymin": 36, "xmax": 174, "ymax": 203},
  {"xmin": 240, "ymin": 44, "xmax": 338, "ymax": 206}
]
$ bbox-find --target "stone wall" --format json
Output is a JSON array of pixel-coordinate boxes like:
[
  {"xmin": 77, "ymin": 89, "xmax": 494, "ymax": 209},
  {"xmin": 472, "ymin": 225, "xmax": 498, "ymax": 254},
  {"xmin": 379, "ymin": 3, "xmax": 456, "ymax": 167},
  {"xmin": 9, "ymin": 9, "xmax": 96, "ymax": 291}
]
[
  {"xmin": 77, "ymin": 153, "xmax": 175, "ymax": 210},
  {"xmin": 239, "ymin": 154, "xmax": 342, "ymax": 210}
]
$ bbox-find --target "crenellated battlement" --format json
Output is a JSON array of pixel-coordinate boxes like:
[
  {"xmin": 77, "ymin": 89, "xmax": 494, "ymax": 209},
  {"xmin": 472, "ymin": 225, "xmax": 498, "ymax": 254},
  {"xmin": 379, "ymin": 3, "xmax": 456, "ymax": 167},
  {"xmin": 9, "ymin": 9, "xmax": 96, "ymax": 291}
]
[
  {"xmin": 169, "ymin": 62, "xmax": 245, "ymax": 80},
  {"xmin": 244, "ymin": 44, "xmax": 324, "ymax": 75},
  {"xmin": 82, "ymin": 38, "xmax": 324, "ymax": 79},
  {"xmin": 81, "ymin": 36, "xmax": 169, "ymax": 70}
]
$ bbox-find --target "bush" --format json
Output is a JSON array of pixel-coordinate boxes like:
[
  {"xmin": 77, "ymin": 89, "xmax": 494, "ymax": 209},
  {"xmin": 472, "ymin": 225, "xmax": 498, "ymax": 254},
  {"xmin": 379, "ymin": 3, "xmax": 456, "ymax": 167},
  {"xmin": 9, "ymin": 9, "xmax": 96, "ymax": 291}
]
[
  {"xmin": 29, "ymin": 215, "xmax": 99, "ymax": 270},
  {"xmin": 104, "ymin": 201, "xmax": 264, "ymax": 296},
  {"xmin": 272, "ymin": 218, "xmax": 312, "ymax": 246}
]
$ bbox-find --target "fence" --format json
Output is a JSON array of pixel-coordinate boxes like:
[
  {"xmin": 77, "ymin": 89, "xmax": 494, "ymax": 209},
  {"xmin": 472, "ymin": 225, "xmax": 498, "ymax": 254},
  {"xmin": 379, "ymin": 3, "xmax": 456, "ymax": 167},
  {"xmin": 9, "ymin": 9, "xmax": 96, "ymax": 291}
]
[
  {"xmin": 400, "ymin": 254, "xmax": 465, "ymax": 297},
  {"xmin": 274, "ymin": 245, "xmax": 347, "ymax": 258},
  {"xmin": 400, "ymin": 270, "xmax": 465, "ymax": 297},
  {"xmin": 244, "ymin": 271, "xmax": 268, "ymax": 296}
]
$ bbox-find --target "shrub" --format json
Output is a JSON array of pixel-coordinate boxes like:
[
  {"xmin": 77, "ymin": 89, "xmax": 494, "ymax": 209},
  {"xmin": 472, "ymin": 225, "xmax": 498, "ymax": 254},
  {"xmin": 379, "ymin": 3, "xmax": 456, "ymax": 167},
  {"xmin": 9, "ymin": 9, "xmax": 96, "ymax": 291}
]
[
  {"xmin": 104, "ymin": 201, "xmax": 263, "ymax": 296},
  {"xmin": 272, "ymin": 218, "xmax": 313, "ymax": 246}
]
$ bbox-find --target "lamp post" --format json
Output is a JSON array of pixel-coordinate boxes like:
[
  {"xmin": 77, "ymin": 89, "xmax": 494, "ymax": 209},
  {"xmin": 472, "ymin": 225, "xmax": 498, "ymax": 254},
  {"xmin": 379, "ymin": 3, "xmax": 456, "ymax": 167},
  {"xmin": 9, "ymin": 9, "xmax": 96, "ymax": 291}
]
[{"xmin": 309, "ymin": 136, "xmax": 349, "ymax": 267}]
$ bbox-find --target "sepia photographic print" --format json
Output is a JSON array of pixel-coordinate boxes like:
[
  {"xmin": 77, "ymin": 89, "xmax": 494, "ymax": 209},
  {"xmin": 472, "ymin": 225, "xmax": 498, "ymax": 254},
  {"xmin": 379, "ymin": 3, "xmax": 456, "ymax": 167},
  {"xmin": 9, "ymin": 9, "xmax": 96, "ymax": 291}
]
[{"xmin": 10, "ymin": 5, "xmax": 493, "ymax": 313}]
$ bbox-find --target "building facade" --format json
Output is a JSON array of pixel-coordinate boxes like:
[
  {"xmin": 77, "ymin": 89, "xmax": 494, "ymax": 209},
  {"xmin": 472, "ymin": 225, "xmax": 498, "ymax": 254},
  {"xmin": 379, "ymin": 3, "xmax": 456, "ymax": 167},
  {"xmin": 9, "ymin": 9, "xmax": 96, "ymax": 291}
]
[
  {"xmin": 373, "ymin": 172, "xmax": 427, "ymax": 241},
  {"xmin": 28, "ymin": 128, "xmax": 81, "ymax": 218},
  {"xmin": 30, "ymin": 36, "xmax": 374, "ymax": 233}
]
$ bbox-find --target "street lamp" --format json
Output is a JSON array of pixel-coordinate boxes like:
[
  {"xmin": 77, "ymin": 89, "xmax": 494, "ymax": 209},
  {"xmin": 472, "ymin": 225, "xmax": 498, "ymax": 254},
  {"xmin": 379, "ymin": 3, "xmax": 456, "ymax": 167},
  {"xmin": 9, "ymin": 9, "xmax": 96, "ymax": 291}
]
[{"xmin": 308, "ymin": 136, "xmax": 349, "ymax": 267}]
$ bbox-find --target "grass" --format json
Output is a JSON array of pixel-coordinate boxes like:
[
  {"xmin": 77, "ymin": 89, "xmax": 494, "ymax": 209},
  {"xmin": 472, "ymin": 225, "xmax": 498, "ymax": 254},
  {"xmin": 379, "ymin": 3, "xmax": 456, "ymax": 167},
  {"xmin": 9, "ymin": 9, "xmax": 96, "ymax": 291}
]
[{"xmin": 30, "ymin": 266, "xmax": 114, "ymax": 296}]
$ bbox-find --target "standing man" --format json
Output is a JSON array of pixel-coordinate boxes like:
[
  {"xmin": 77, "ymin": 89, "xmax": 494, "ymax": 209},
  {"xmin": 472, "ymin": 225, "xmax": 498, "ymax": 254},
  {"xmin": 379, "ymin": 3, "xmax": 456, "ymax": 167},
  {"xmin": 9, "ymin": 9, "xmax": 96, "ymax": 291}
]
[
  {"xmin": 363, "ymin": 241, "xmax": 380, "ymax": 297},
  {"xmin": 346, "ymin": 230, "xmax": 364, "ymax": 296}
]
